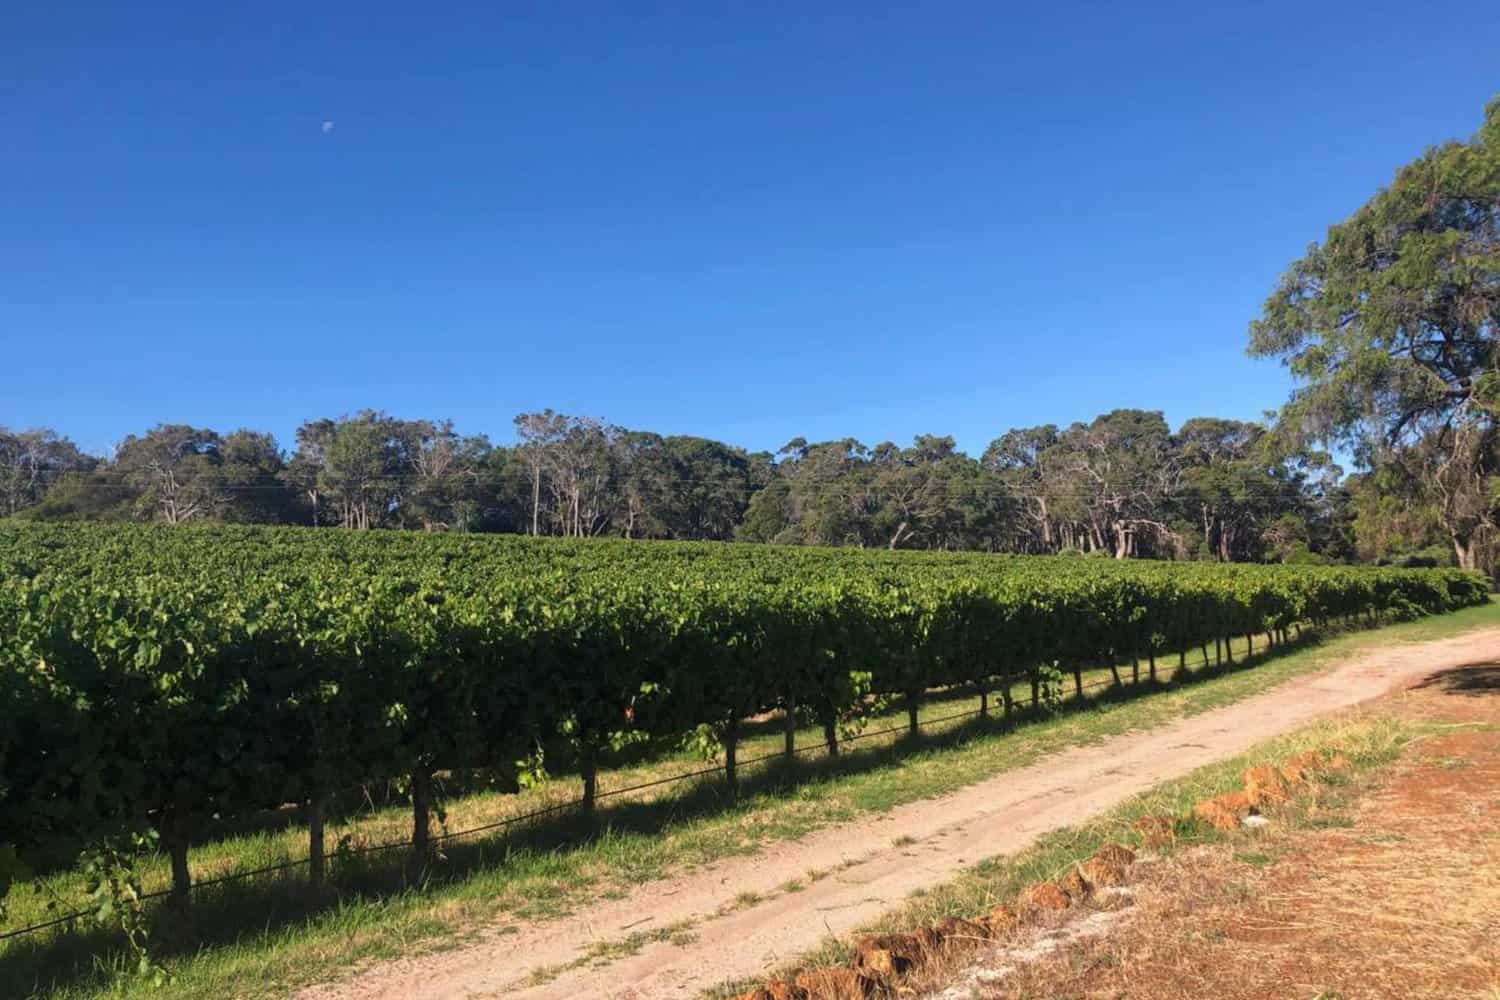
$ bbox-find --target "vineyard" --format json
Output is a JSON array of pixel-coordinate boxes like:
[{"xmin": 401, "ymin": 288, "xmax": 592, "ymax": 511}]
[{"xmin": 0, "ymin": 522, "xmax": 1488, "ymax": 942}]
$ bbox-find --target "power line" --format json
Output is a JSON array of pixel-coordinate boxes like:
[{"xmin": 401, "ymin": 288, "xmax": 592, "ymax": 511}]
[{"xmin": 3, "ymin": 477, "xmax": 1340, "ymax": 498}]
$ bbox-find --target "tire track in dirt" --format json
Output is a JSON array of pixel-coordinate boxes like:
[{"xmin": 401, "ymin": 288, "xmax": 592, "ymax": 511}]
[{"xmin": 297, "ymin": 627, "xmax": 1500, "ymax": 1000}]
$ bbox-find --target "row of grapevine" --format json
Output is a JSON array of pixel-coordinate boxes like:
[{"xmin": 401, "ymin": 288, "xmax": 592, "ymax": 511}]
[{"xmin": 0, "ymin": 522, "xmax": 1487, "ymax": 912}]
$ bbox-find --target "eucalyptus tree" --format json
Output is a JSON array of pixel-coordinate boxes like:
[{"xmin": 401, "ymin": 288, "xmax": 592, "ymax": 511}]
[
  {"xmin": 0, "ymin": 427, "xmax": 94, "ymax": 516},
  {"xmin": 654, "ymin": 435, "xmax": 766, "ymax": 540},
  {"xmin": 513, "ymin": 410, "xmax": 569, "ymax": 536},
  {"xmin": 284, "ymin": 418, "xmax": 336, "ymax": 526},
  {"xmin": 216, "ymin": 429, "xmax": 297, "ymax": 524},
  {"xmin": 399, "ymin": 420, "xmax": 492, "ymax": 532},
  {"xmin": 286, "ymin": 412, "xmax": 414, "ymax": 529},
  {"xmin": 1061, "ymin": 410, "xmax": 1182, "ymax": 559},
  {"xmin": 868, "ymin": 435, "xmax": 1009, "ymax": 550},
  {"xmin": 1249, "ymin": 97, "xmax": 1500, "ymax": 570},
  {"xmin": 982, "ymin": 425, "xmax": 1065, "ymax": 553},
  {"xmin": 319, "ymin": 412, "xmax": 412, "ymax": 530},
  {"xmin": 1176, "ymin": 418, "xmax": 1296, "ymax": 562},
  {"xmin": 766, "ymin": 438, "xmax": 879, "ymax": 547},
  {"xmin": 113, "ymin": 424, "xmax": 227, "ymax": 524}
]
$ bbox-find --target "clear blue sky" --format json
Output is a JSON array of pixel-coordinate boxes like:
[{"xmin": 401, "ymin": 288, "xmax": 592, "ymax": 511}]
[{"xmin": 4, "ymin": 1, "xmax": 1498, "ymax": 458}]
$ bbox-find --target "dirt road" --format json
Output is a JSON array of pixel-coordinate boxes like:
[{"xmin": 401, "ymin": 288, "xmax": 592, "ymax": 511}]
[{"xmin": 298, "ymin": 627, "xmax": 1500, "ymax": 1000}]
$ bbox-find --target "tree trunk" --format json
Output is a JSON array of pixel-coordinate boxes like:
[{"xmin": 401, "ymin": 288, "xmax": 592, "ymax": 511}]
[
  {"xmin": 411, "ymin": 768, "xmax": 432, "ymax": 856},
  {"xmin": 822, "ymin": 715, "xmax": 839, "ymax": 758},
  {"xmin": 308, "ymin": 796, "xmax": 326, "ymax": 890},
  {"xmin": 723, "ymin": 717, "xmax": 739, "ymax": 795},
  {"xmin": 531, "ymin": 465, "xmax": 540, "ymax": 536},
  {"xmin": 906, "ymin": 694, "xmax": 920, "ymax": 738},
  {"xmin": 158, "ymin": 807, "xmax": 192, "ymax": 911},
  {"xmin": 580, "ymin": 754, "xmax": 598, "ymax": 812},
  {"xmin": 783, "ymin": 697, "xmax": 796, "ymax": 760},
  {"xmin": 167, "ymin": 835, "xmax": 191, "ymax": 909}
]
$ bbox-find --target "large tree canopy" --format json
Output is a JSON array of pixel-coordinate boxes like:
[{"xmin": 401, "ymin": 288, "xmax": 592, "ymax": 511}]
[
  {"xmin": 1249, "ymin": 97, "xmax": 1500, "ymax": 568},
  {"xmin": 1250, "ymin": 98, "xmax": 1500, "ymax": 442}
]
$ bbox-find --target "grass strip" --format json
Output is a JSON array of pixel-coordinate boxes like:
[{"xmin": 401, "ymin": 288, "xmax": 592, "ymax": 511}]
[{"xmin": 707, "ymin": 705, "xmax": 1437, "ymax": 997}]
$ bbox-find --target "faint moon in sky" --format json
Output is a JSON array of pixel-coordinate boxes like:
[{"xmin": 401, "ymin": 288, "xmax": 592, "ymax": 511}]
[{"xmin": 321, "ymin": 120, "xmax": 335, "ymax": 134}]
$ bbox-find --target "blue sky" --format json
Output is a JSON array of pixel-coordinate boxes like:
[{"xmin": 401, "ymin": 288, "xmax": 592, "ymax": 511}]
[{"xmin": 4, "ymin": 1, "xmax": 1498, "ymax": 458}]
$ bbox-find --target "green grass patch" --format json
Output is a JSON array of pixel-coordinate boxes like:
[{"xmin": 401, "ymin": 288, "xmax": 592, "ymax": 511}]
[{"xmin": 524, "ymin": 919, "xmax": 699, "ymax": 987}]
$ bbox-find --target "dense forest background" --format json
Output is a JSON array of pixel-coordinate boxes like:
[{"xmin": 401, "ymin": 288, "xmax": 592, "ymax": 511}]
[
  {"xmin": 4, "ymin": 97, "xmax": 1497, "ymax": 575},
  {"xmin": 0, "ymin": 407, "xmax": 1470, "ymax": 570}
]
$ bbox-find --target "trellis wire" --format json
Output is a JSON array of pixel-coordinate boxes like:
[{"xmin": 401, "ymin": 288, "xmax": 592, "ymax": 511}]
[{"xmin": 0, "ymin": 630, "xmax": 1276, "ymax": 944}]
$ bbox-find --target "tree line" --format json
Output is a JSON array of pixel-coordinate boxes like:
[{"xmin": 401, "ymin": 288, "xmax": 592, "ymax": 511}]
[{"xmin": 0, "ymin": 406, "xmax": 1451, "ymax": 568}]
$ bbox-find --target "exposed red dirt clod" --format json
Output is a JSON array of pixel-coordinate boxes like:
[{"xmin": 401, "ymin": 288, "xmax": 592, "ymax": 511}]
[
  {"xmin": 792, "ymin": 966, "xmax": 874, "ymax": 999},
  {"xmin": 1080, "ymin": 855, "xmax": 1129, "ymax": 887},
  {"xmin": 929, "ymin": 915, "xmax": 988, "ymax": 944},
  {"xmin": 851, "ymin": 933, "xmax": 922, "ymax": 978},
  {"xmin": 1242, "ymin": 763, "xmax": 1291, "ymax": 806},
  {"xmin": 1193, "ymin": 790, "xmax": 1256, "ymax": 831},
  {"xmin": 982, "ymin": 904, "xmax": 1021, "ymax": 936},
  {"xmin": 1057, "ymin": 867, "xmax": 1093, "ymax": 900},
  {"xmin": 1132, "ymin": 814, "xmax": 1178, "ymax": 847},
  {"xmin": 1281, "ymin": 749, "xmax": 1324, "ymax": 784},
  {"xmin": 1092, "ymin": 842, "xmax": 1137, "ymax": 868},
  {"xmin": 1019, "ymin": 880, "xmax": 1071, "ymax": 911},
  {"xmin": 733, "ymin": 981, "xmax": 807, "ymax": 1000}
]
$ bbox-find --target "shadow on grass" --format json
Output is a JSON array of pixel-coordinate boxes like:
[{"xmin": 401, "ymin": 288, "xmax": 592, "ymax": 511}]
[
  {"xmin": 75, "ymin": 692, "xmax": 833, "ymax": 860},
  {"xmin": 0, "ymin": 628, "xmax": 1330, "ymax": 996}
]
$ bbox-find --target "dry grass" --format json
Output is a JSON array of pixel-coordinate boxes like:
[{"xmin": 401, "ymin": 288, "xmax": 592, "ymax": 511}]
[
  {"xmin": 714, "ymin": 709, "xmax": 1420, "ymax": 1000},
  {"xmin": 918, "ymin": 663, "xmax": 1500, "ymax": 1000}
]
